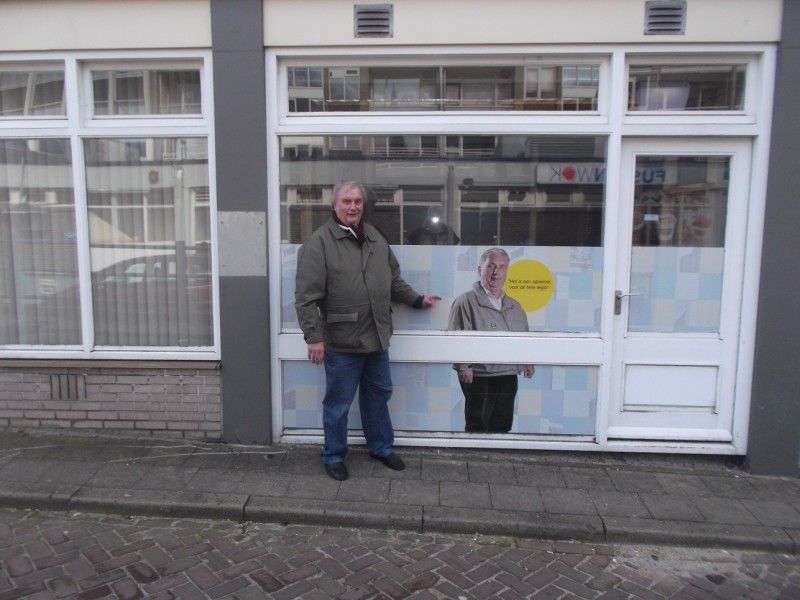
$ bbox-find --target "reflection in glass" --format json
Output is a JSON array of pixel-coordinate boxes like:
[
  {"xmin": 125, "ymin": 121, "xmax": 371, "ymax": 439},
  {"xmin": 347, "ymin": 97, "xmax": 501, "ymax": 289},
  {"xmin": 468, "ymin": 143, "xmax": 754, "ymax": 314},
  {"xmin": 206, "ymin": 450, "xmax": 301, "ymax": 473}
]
[
  {"xmin": 628, "ymin": 64, "xmax": 745, "ymax": 111},
  {"xmin": 280, "ymin": 134, "xmax": 606, "ymax": 247},
  {"xmin": 286, "ymin": 60, "xmax": 601, "ymax": 113},
  {"xmin": 84, "ymin": 138, "xmax": 212, "ymax": 347},
  {"xmin": 0, "ymin": 69, "xmax": 65, "ymax": 117},
  {"xmin": 0, "ymin": 139, "xmax": 78, "ymax": 344},
  {"xmin": 92, "ymin": 68, "xmax": 201, "ymax": 116},
  {"xmin": 629, "ymin": 156, "xmax": 730, "ymax": 334},
  {"xmin": 632, "ymin": 156, "xmax": 728, "ymax": 248}
]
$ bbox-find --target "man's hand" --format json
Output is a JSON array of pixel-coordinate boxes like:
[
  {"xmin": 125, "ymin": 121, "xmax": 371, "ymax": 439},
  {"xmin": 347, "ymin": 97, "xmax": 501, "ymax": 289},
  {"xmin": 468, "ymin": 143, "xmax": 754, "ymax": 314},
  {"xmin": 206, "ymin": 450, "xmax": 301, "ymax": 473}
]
[
  {"xmin": 421, "ymin": 294, "xmax": 441, "ymax": 309},
  {"xmin": 307, "ymin": 342, "xmax": 325, "ymax": 365},
  {"xmin": 457, "ymin": 367, "xmax": 474, "ymax": 384},
  {"xmin": 523, "ymin": 365, "xmax": 536, "ymax": 379}
]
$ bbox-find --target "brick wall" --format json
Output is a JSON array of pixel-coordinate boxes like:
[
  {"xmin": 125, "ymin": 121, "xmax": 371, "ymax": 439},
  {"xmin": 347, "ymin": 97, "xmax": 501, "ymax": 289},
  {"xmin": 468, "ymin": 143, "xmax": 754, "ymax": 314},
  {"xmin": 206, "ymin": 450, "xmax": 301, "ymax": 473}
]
[{"xmin": 0, "ymin": 361, "xmax": 221, "ymax": 440}]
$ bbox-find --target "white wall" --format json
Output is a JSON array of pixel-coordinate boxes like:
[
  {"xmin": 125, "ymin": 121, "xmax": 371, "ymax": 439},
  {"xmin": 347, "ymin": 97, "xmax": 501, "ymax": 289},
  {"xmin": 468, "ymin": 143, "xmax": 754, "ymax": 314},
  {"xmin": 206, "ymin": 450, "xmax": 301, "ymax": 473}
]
[
  {"xmin": 0, "ymin": 0, "xmax": 212, "ymax": 51},
  {"xmin": 264, "ymin": 0, "xmax": 782, "ymax": 46}
]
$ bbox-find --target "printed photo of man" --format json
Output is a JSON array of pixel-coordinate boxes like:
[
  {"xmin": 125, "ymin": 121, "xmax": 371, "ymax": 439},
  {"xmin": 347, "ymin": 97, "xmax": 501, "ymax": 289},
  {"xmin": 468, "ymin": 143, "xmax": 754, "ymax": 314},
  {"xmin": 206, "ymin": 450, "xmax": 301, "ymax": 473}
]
[{"xmin": 447, "ymin": 248, "xmax": 535, "ymax": 433}]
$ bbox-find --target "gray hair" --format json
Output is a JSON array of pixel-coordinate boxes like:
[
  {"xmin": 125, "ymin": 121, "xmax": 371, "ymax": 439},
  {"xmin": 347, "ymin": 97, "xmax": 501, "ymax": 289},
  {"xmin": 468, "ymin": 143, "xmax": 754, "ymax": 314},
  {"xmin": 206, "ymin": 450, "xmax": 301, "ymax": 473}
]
[
  {"xmin": 331, "ymin": 181, "xmax": 367, "ymax": 205},
  {"xmin": 478, "ymin": 247, "xmax": 510, "ymax": 269}
]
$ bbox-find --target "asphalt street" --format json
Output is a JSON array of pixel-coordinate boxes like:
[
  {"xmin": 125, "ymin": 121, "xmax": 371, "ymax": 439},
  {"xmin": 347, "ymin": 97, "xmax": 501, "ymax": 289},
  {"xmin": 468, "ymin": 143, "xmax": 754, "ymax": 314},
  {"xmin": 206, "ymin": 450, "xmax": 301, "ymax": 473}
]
[{"xmin": 1, "ymin": 507, "xmax": 799, "ymax": 599}]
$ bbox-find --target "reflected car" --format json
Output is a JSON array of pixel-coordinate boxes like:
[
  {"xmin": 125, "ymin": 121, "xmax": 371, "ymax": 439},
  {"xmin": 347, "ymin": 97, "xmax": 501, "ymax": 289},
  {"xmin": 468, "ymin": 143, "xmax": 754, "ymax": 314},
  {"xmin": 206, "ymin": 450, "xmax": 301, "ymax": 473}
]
[
  {"xmin": 9, "ymin": 250, "xmax": 213, "ymax": 347},
  {"xmin": 90, "ymin": 251, "xmax": 213, "ymax": 347}
]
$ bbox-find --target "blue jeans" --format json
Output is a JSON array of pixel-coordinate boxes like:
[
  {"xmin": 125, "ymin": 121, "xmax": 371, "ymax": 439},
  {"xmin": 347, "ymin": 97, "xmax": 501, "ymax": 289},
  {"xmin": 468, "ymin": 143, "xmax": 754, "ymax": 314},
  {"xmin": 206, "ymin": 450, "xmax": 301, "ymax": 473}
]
[{"xmin": 321, "ymin": 349, "xmax": 395, "ymax": 464}]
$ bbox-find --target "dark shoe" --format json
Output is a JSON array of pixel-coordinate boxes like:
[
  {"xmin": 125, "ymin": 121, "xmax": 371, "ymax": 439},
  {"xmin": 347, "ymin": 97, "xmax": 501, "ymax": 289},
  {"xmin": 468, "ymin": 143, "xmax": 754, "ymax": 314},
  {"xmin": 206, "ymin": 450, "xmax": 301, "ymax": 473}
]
[
  {"xmin": 370, "ymin": 452, "xmax": 405, "ymax": 471},
  {"xmin": 324, "ymin": 462, "xmax": 348, "ymax": 481}
]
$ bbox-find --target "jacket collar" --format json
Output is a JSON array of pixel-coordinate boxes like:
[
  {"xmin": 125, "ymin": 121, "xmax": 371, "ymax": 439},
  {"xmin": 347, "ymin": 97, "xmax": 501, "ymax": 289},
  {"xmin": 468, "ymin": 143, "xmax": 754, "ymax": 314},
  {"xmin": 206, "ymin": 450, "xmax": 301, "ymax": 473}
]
[
  {"xmin": 472, "ymin": 281, "xmax": 508, "ymax": 310},
  {"xmin": 327, "ymin": 217, "xmax": 377, "ymax": 243}
]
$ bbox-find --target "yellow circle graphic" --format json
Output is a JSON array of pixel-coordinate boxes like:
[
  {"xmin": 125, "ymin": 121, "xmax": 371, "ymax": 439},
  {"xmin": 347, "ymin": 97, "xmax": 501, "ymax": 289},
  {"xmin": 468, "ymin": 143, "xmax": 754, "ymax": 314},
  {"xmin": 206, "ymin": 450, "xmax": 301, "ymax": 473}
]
[{"xmin": 504, "ymin": 259, "xmax": 555, "ymax": 312}]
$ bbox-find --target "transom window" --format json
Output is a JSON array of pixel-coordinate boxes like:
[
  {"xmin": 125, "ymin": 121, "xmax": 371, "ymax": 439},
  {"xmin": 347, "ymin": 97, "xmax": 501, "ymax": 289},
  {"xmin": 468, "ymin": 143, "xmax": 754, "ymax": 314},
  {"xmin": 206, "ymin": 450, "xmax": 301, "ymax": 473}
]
[
  {"xmin": 627, "ymin": 62, "xmax": 747, "ymax": 112},
  {"xmin": 283, "ymin": 58, "xmax": 604, "ymax": 113},
  {"xmin": 0, "ymin": 65, "xmax": 65, "ymax": 117},
  {"xmin": 90, "ymin": 65, "xmax": 202, "ymax": 116}
]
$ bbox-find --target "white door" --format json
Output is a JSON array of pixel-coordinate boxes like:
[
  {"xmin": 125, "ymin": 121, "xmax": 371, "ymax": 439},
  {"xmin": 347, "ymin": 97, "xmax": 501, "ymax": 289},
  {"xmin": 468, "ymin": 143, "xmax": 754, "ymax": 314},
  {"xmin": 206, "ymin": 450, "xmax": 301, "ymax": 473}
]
[{"xmin": 608, "ymin": 139, "xmax": 752, "ymax": 443}]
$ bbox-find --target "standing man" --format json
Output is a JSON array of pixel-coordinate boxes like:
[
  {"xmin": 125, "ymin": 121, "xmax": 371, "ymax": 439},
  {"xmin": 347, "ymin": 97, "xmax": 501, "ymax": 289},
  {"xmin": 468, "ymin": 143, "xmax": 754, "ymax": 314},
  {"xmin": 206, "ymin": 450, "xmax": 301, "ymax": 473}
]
[
  {"xmin": 295, "ymin": 181, "xmax": 440, "ymax": 480},
  {"xmin": 447, "ymin": 248, "xmax": 535, "ymax": 433}
]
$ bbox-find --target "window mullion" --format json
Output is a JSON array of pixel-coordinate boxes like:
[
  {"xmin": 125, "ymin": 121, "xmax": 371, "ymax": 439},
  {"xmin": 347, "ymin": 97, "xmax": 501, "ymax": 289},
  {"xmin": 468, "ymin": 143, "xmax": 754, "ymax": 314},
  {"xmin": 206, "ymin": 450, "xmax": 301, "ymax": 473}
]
[{"xmin": 64, "ymin": 57, "xmax": 95, "ymax": 352}]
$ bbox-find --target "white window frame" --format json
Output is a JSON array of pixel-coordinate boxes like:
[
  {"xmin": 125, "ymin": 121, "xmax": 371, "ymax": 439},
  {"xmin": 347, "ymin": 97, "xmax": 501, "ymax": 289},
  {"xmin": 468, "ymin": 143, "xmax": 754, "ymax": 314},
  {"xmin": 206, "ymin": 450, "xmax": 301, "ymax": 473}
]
[
  {"xmin": 623, "ymin": 52, "xmax": 761, "ymax": 126},
  {"xmin": 276, "ymin": 51, "xmax": 613, "ymax": 127},
  {"xmin": 267, "ymin": 43, "xmax": 776, "ymax": 453}
]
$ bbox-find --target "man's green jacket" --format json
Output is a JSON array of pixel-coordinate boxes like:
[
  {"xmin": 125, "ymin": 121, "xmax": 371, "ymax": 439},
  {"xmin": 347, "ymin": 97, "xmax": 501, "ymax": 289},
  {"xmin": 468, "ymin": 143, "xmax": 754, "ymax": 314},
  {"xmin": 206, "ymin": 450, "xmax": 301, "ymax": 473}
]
[{"xmin": 295, "ymin": 218, "xmax": 421, "ymax": 353}]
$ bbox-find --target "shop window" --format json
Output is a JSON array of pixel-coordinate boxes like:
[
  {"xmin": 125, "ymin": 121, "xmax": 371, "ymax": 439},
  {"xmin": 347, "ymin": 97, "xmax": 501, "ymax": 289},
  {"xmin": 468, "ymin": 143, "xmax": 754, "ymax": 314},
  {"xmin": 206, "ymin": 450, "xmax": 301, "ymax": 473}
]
[
  {"xmin": 0, "ymin": 66, "xmax": 65, "ymax": 117},
  {"xmin": 279, "ymin": 134, "xmax": 606, "ymax": 334},
  {"xmin": 1, "ymin": 56, "xmax": 214, "ymax": 354}
]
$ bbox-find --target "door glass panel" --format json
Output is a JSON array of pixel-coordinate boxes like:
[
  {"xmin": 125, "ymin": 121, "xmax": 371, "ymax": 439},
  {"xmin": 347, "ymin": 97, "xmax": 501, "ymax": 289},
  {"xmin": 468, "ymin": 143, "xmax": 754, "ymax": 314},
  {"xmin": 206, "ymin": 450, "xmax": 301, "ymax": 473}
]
[{"xmin": 629, "ymin": 155, "xmax": 729, "ymax": 333}]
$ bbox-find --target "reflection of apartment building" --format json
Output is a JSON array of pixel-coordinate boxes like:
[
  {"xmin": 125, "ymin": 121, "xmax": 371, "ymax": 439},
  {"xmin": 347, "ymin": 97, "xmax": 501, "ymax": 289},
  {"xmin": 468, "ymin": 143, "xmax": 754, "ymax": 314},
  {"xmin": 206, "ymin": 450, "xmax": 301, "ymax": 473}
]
[
  {"xmin": 288, "ymin": 64, "xmax": 603, "ymax": 112},
  {"xmin": 1, "ymin": 0, "xmax": 798, "ymax": 476},
  {"xmin": 282, "ymin": 134, "xmax": 605, "ymax": 246}
]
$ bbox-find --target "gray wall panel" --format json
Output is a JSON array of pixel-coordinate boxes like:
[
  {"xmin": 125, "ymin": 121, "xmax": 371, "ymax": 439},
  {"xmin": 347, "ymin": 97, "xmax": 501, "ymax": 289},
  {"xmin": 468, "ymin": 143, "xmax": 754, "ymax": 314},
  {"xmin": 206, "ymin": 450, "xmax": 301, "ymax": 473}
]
[
  {"xmin": 212, "ymin": 0, "xmax": 272, "ymax": 443},
  {"xmin": 219, "ymin": 276, "xmax": 271, "ymax": 443},
  {"xmin": 747, "ymin": 0, "xmax": 800, "ymax": 475}
]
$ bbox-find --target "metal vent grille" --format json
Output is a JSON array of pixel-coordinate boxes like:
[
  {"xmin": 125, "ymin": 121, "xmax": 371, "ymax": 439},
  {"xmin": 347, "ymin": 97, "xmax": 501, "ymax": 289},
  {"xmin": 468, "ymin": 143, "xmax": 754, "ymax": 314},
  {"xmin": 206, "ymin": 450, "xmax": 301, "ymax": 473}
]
[
  {"xmin": 354, "ymin": 4, "xmax": 393, "ymax": 38},
  {"xmin": 644, "ymin": 0, "xmax": 686, "ymax": 35},
  {"xmin": 51, "ymin": 374, "xmax": 86, "ymax": 401}
]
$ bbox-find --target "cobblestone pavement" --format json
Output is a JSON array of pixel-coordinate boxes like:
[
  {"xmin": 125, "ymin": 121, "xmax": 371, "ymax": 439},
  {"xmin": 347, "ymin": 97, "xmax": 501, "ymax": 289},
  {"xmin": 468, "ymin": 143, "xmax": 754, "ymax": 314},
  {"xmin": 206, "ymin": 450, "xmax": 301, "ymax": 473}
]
[{"xmin": 1, "ymin": 508, "xmax": 798, "ymax": 600}]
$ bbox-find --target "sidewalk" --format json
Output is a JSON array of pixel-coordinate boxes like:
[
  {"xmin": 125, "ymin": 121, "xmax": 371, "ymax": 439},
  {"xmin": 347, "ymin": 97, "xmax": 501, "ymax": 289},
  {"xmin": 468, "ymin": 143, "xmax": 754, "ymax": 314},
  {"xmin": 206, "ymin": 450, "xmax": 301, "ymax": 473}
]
[{"xmin": 1, "ymin": 429, "xmax": 798, "ymax": 553}]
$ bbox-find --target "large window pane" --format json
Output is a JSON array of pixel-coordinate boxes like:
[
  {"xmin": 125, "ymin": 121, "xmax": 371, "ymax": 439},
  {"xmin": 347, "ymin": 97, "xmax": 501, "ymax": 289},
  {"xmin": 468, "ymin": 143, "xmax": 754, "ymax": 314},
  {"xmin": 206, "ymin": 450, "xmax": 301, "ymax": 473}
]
[
  {"xmin": 0, "ymin": 139, "xmax": 78, "ymax": 345},
  {"xmin": 280, "ymin": 134, "xmax": 606, "ymax": 334},
  {"xmin": 285, "ymin": 59, "xmax": 602, "ymax": 113},
  {"xmin": 0, "ymin": 69, "xmax": 65, "ymax": 117},
  {"xmin": 84, "ymin": 137, "xmax": 212, "ymax": 347},
  {"xmin": 92, "ymin": 68, "xmax": 201, "ymax": 116},
  {"xmin": 628, "ymin": 64, "xmax": 746, "ymax": 111}
]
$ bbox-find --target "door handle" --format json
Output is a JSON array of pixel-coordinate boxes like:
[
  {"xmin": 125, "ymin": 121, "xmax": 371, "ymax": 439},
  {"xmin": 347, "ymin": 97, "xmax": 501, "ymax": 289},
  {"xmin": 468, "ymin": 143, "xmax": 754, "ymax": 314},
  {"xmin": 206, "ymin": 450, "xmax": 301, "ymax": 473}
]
[{"xmin": 614, "ymin": 290, "xmax": 641, "ymax": 315}]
